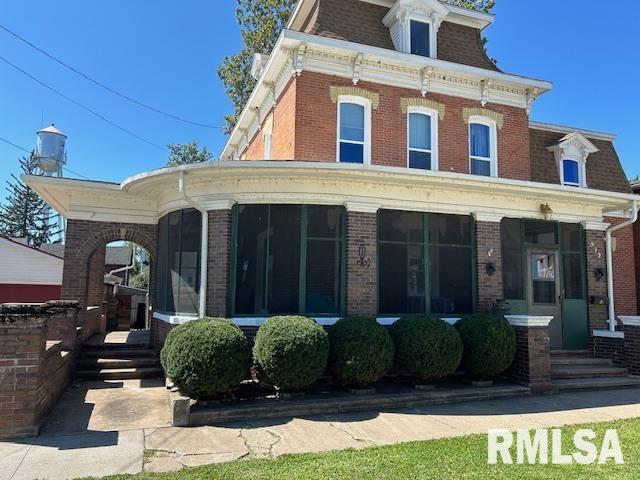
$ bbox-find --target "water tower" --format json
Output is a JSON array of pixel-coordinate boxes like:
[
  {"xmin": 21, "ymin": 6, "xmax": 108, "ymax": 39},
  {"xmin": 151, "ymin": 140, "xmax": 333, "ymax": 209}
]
[
  {"xmin": 36, "ymin": 124, "xmax": 67, "ymax": 177},
  {"xmin": 35, "ymin": 124, "xmax": 67, "ymax": 240}
]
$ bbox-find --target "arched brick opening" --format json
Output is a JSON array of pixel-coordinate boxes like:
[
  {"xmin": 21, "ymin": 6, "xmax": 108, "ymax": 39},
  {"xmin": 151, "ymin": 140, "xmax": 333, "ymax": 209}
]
[{"xmin": 61, "ymin": 219, "xmax": 157, "ymax": 330}]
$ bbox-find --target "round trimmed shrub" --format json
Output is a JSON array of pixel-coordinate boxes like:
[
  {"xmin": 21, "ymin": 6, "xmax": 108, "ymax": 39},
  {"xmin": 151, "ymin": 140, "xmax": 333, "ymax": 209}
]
[
  {"xmin": 160, "ymin": 318, "xmax": 250, "ymax": 399},
  {"xmin": 328, "ymin": 317, "xmax": 394, "ymax": 387},
  {"xmin": 455, "ymin": 315, "xmax": 516, "ymax": 379},
  {"xmin": 253, "ymin": 316, "xmax": 329, "ymax": 391},
  {"xmin": 390, "ymin": 316, "xmax": 463, "ymax": 383}
]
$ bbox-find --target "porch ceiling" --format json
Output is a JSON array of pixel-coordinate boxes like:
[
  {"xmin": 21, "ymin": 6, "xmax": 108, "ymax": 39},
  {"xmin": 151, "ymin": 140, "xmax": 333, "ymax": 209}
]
[{"xmin": 23, "ymin": 161, "xmax": 637, "ymax": 225}]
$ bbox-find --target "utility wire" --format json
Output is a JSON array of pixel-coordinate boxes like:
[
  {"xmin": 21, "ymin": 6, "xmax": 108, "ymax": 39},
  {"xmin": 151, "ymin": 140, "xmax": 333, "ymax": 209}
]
[
  {"xmin": 0, "ymin": 23, "xmax": 223, "ymax": 131},
  {"xmin": 0, "ymin": 54, "xmax": 168, "ymax": 153},
  {"xmin": 0, "ymin": 135, "xmax": 92, "ymax": 180}
]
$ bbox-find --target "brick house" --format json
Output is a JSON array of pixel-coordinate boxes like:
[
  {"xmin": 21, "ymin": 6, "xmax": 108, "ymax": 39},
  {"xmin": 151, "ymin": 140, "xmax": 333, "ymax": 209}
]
[{"xmin": 24, "ymin": 0, "xmax": 639, "ymax": 388}]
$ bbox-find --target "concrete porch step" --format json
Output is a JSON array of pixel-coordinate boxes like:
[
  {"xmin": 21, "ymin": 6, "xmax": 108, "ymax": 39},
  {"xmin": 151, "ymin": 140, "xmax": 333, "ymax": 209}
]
[
  {"xmin": 551, "ymin": 366, "xmax": 628, "ymax": 379},
  {"xmin": 80, "ymin": 348, "xmax": 155, "ymax": 359},
  {"xmin": 76, "ymin": 357, "xmax": 160, "ymax": 370},
  {"xmin": 75, "ymin": 367, "xmax": 164, "ymax": 380},
  {"xmin": 550, "ymin": 350, "xmax": 590, "ymax": 357},
  {"xmin": 551, "ymin": 357, "xmax": 613, "ymax": 367},
  {"xmin": 82, "ymin": 342, "xmax": 151, "ymax": 351},
  {"xmin": 552, "ymin": 376, "xmax": 640, "ymax": 393}
]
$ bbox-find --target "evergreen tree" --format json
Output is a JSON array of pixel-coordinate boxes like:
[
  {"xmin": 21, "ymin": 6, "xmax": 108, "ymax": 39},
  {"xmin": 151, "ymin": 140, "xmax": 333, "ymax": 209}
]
[
  {"xmin": 0, "ymin": 152, "xmax": 55, "ymax": 247},
  {"xmin": 166, "ymin": 141, "xmax": 213, "ymax": 167},
  {"xmin": 218, "ymin": 0, "xmax": 496, "ymax": 133}
]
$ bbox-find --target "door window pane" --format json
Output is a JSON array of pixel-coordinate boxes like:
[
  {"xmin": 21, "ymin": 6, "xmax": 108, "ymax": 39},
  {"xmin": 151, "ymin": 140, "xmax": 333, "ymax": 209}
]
[
  {"xmin": 533, "ymin": 281, "xmax": 556, "ymax": 304},
  {"xmin": 410, "ymin": 20, "xmax": 430, "ymax": 57},
  {"xmin": 531, "ymin": 253, "xmax": 556, "ymax": 280}
]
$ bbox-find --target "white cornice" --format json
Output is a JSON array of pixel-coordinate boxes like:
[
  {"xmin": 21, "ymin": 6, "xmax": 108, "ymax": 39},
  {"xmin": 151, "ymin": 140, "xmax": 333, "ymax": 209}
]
[
  {"xmin": 473, "ymin": 212, "xmax": 504, "ymax": 223},
  {"xmin": 582, "ymin": 220, "xmax": 610, "ymax": 232},
  {"xmin": 222, "ymin": 29, "xmax": 553, "ymax": 160},
  {"xmin": 529, "ymin": 121, "xmax": 617, "ymax": 142}
]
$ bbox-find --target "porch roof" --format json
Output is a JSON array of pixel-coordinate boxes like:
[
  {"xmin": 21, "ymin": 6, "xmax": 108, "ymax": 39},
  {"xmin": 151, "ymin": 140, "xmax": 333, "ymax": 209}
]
[{"xmin": 23, "ymin": 161, "xmax": 637, "ymax": 225}]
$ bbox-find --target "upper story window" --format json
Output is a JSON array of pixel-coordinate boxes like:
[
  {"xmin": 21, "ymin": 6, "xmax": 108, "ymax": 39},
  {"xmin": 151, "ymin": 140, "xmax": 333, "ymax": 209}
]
[
  {"xmin": 547, "ymin": 132, "xmax": 598, "ymax": 188},
  {"xmin": 337, "ymin": 96, "xmax": 371, "ymax": 164},
  {"xmin": 410, "ymin": 20, "xmax": 430, "ymax": 57},
  {"xmin": 408, "ymin": 107, "xmax": 438, "ymax": 170},
  {"xmin": 469, "ymin": 117, "xmax": 498, "ymax": 177}
]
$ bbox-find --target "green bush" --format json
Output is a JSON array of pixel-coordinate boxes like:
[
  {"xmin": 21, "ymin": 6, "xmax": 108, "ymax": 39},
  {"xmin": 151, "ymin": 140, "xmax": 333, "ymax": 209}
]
[
  {"xmin": 328, "ymin": 317, "xmax": 394, "ymax": 387},
  {"xmin": 390, "ymin": 316, "xmax": 463, "ymax": 383},
  {"xmin": 160, "ymin": 318, "xmax": 250, "ymax": 399},
  {"xmin": 253, "ymin": 316, "xmax": 329, "ymax": 391},
  {"xmin": 455, "ymin": 315, "xmax": 516, "ymax": 379}
]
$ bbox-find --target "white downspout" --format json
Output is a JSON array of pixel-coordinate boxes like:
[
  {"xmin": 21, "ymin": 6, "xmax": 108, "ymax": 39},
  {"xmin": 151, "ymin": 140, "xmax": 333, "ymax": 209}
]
[
  {"xmin": 178, "ymin": 172, "xmax": 208, "ymax": 319},
  {"xmin": 606, "ymin": 200, "xmax": 638, "ymax": 331}
]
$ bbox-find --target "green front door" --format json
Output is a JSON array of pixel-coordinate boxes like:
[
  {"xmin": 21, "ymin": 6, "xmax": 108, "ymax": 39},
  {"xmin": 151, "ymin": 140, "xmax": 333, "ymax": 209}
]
[{"xmin": 561, "ymin": 299, "xmax": 588, "ymax": 350}]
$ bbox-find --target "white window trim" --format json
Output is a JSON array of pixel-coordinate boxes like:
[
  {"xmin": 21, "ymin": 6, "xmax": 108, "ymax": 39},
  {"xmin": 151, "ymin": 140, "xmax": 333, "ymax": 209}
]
[
  {"xmin": 406, "ymin": 106, "xmax": 439, "ymax": 171},
  {"xmin": 468, "ymin": 115, "xmax": 498, "ymax": 178},
  {"xmin": 405, "ymin": 16, "xmax": 438, "ymax": 59},
  {"xmin": 336, "ymin": 95, "xmax": 372, "ymax": 165}
]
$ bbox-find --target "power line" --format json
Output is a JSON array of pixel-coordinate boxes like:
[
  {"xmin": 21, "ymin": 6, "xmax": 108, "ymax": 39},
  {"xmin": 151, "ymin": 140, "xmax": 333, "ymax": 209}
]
[
  {"xmin": 0, "ymin": 23, "xmax": 223, "ymax": 131},
  {"xmin": 0, "ymin": 135, "xmax": 92, "ymax": 180},
  {"xmin": 0, "ymin": 54, "xmax": 168, "ymax": 153}
]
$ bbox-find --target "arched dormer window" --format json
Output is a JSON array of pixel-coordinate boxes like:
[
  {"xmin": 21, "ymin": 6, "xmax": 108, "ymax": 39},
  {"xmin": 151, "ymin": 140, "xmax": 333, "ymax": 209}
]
[{"xmin": 547, "ymin": 132, "xmax": 598, "ymax": 188}]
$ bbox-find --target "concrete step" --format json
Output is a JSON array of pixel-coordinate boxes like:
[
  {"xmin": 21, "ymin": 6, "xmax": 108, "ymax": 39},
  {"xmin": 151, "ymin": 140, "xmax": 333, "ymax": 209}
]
[
  {"xmin": 550, "ymin": 349, "xmax": 590, "ymax": 357},
  {"xmin": 551, "ymin": 366, "xmax": 628, "ymax": 380},
  {"xmin": 82, "ymin": 342, "xmax": 151, "ymax": 351},
  {"xmin": 75, "ymin": 367, "xmax": 164, "ymax": 380},
  {"xmin": 77, "ymin": 357, "xmax": 161, "ymax": 370},
  {"xmin": 551, "ymin": 357, "xmax": 613, "ymax": 367},
  {"xmin": 80, "ymin": 348, "xmax": 155, "ymax": 359},
  {"xmin": 552, "ymin": 376, "xmax": 640, "ymax": 393}
]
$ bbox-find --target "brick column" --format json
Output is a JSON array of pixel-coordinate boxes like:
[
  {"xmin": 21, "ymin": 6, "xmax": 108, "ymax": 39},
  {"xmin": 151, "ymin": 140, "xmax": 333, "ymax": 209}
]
[
  {"xmin": 0, "ymin": 305, "xmax": 48, "ymax": 438},
  {"xmin": 346, "ymin": 205, "xmax": 378, "ymax": 317},
  {"xmin": 505, "ymin": 315, "xmax": 553, "ymax": 394},
  {"xmin": 206, "ymin": 206, "xmax": 233, "ymax": 317},
  {"xmin": 583, "ymin": 222, "xmax": 610, "ymax": 336},
  {"xmin": 474, "ymin": 213, "xmax": 504, "ymax": 314},
  {"xmin": 621, "ymin": 317, "xmax": 640, "ymax": 375}
]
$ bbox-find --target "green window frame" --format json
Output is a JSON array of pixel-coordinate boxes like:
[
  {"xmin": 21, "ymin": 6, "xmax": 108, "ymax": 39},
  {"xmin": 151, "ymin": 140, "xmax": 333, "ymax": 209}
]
[{"xmin": 229, "ymin": 204, "xmax": 346, "ymax": 317}]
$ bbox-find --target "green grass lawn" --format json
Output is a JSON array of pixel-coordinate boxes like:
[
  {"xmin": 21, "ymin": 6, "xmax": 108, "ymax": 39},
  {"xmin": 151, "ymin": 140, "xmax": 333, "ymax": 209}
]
[{"xmin": 98, "ymin": 418, "xmax": 640, "ymax": 480}]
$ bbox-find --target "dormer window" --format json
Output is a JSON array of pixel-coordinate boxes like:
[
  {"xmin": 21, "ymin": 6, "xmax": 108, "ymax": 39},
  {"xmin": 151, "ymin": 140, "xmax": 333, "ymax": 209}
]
[
  {"xmin": 410, "ymin": 20, "xmax": 430, "ymax": 57},
  {"xmin": 547, "ymin": 132, "xmax": 598, "ymax": 188},
  {"xmin": 382, "ymin": 0, "xmax": 448, "ymax": 59}
]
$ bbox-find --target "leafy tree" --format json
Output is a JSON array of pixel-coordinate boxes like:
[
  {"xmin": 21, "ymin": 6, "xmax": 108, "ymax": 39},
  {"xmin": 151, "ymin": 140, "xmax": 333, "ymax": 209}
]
[
  {"xmin": 218, "ymin": 0, "xmax": 497, "ymax": 133},
  {"xmin": 218, "ymin": 0, "xmax": 296, "ymax": 133},
  {"xmin": 166, "ymin": 141, "xmax": 213, "ymax": 167},
  {"xmin": 0, "ymin": 152, "xmax": 55, "ymax": 247}
]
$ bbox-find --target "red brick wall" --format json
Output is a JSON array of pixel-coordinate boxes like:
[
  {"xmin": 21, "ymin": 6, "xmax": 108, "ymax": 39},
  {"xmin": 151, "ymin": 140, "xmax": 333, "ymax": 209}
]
[
  {"xmin": 346, "ymin": 211, "xmax": 377, "ymax": 316},
  {"xmin": 242, "ymin": 71, "xmax": 531, "ymax": 181},
  {"xmin": 475, "ymin": 221, "xmax": 503, "ymax": 313},
  {"xmin": 585, "ymin": 229, "xmax": 609, "ymax": 333},
  {"xmin": 606, "ymin": 216, "xmax": 637, "ymax": 317},
  {"xmin": 245, "ymin": 77, "xmax": 297, "ymax": 161},
  {"xmin": 206, "ymin": 210, "xmax": 232, "ymax": 317}
]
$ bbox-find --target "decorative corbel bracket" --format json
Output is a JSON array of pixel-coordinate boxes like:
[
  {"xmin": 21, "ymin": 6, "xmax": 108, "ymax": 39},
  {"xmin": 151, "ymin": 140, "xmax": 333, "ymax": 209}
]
[
  {"xmin": 420, "ymin": 67, "xmax": 434, "ymax": 97},
  {"xmin": 264, "ymin": 82, "xmax": 277, "ymax": 109},
  {"xmin": 480, "ymin": 80, "xmax": 493, "ymax": 107},
  {"xmin": 292, "ymin": 44, "xmax": 307, "ymax": 77},
  {"xmin": 525, "ymin": 87, "xmax": 540, "ymax": 115},
  {"xmin": 430, "ymin": 12, "xmax": 445, "ymax": 33},
  {"xmin": 352, "ymin": 53, "xmax": 364, "ymax": 86}
]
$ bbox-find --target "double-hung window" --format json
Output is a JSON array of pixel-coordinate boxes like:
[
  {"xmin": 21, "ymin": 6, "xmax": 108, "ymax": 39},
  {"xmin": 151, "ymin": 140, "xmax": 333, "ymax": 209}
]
[
  {"xmin": 469, "ymin": 117, "xmax": 497, "ymax": 177},
  {"xmin": 337, "ymin": 96, "xmax": 371, "ymax": 164},
  {"xmin": 408, "ymin": 108, "xmax": 437, "ymax": 170}
]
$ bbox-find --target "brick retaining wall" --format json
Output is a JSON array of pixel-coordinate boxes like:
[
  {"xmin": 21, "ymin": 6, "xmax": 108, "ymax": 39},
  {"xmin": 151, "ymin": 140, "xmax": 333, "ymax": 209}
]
[{"xmin": 592, "ymin": 335, "xmax": 626, "ymax": 366}]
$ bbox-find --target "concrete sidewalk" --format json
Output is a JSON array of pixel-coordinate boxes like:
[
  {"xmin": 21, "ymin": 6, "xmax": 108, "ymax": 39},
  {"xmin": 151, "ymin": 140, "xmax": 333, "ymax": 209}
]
[{"xmin": 2, "ymin": 386, "xmax": 640, "ymax": 479}]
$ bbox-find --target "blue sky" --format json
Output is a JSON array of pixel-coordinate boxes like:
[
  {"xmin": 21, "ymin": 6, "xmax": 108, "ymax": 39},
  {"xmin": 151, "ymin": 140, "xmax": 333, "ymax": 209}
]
[{"xmin": 1, "ymin": 0, "xmax": 638, "ymax": 189}]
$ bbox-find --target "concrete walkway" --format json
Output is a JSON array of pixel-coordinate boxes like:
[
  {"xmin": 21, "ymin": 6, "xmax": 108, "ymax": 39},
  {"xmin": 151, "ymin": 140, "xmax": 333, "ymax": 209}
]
[{"xmin": 2, "ymin": 385, "xmax": 640, "ymax": 479}]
